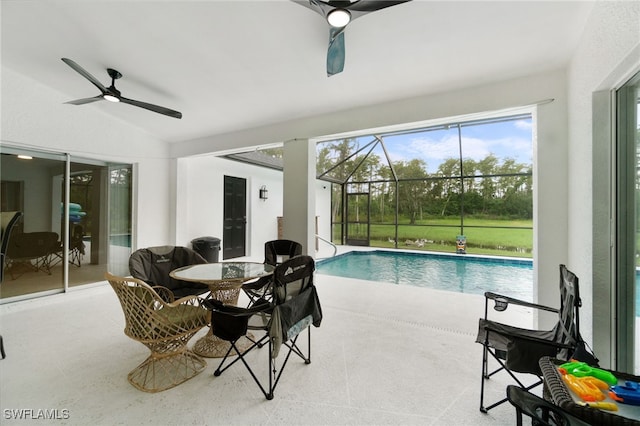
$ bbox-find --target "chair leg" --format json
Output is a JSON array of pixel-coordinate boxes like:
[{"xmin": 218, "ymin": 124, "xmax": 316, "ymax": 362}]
[
  {"xmin": 480, "ymin": 343, "xmax": 543, "ymax": 413},
  {"xmin": 213, "ymin": 328, "xmax": 313, "ymax": 401},
  {"xmin": 213, "ymin": 336, "xmax": 274, "ymax": 400},
  {"xmin": 480, "ymin": 342, "xmax": 489, "ymax": 412},
  {"xmin": 0, "ymin": 335, "xmax": 5, "ymax": 359}
]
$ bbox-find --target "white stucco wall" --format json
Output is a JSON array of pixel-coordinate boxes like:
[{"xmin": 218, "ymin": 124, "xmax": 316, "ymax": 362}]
[
  {"xmin": 177, "ymin": 155, "xmax": 283, "ymax": 258},
  {"xmin": 177, "ymin": 154, "xmax": 332, "ymax": 260},
  {"xmin": 566, "ymin": 1, "xmax": 640, "ymax": 366}
]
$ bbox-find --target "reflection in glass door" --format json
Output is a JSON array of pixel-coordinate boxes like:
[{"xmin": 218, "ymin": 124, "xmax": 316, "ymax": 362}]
[
  {"xmin": 616, "ymin": 71, "xmax": 639, "ymax": 374},
  {"xmin": 1, "ymin": 147, "xmax": 132, "ymax": 301},
  {"xmin": 1, "ymin": 150, "xmax": 66, "ymax": 298},
  {"xmin": 66, "ymin": 160, "xmax": 113, "ymax": 288},
  {"xmin": 108, "ymin": 165, "xmax": 132, "ymax": 276}
]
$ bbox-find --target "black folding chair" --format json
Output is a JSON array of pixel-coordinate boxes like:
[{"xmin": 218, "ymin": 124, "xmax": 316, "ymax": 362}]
[
  {"xmin": 477, "ymin": 264, "xmax": 582, "ymax": 413},
  {"xmin": 204, "ymin": 255, "xmax": 322, "ymax": 400},
  {"xmin": 242, "ymin": 239, "xmax": 302, "ymax": 305}
]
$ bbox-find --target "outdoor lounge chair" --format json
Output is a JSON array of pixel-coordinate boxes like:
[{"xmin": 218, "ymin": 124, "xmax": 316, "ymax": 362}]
[
  {"xmin": 129, "ymin": 245, "xmax": 209, "ymax": 299},
  {"xmin": 203, "ymin": 255, "xmax": 322, "ymax": 400},
  {"xmin": 105, "ymin": 272, "xmax": 210, "ymax": 392},
  {"xmin": 4, "ymin": 230, "xmax": 60, "ymax": 279},
  {"xmin": 242, "ymin": 239, "xmax": 302, "ymax": 305},
  {"xmin": 476, "ymin": 264, "xmax": 582, "ymax": 413},
  {"xmin": 506, "ymin": 385, "xmax": 591, "ymax": 426}
]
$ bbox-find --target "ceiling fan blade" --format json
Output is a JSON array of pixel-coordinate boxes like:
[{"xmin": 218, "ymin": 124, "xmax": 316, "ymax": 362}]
[
  {"xmin": 61, "ymin": 58, "xmax": 108, "ymax": 93},
  {"xmin": 346, "ymin": 0, "xmax": 412, "ymax": 15},
  {"xmin": 119, "ymin": 97, "xmax": 182, "ymax": 119},
  {"xmin": 327, "ymin": 28, "xmax": 346, "ymax": 76},
  {"xmin": 295, "ymin": 1, "xmax": 411, "ymax": 75},
  {"xmin": 65, "ymin": 95, "xmax": 104, "ymax": 105},
  {"xmin": 297, "ymin": 1, "xmax": 411, "ymax": 21}
]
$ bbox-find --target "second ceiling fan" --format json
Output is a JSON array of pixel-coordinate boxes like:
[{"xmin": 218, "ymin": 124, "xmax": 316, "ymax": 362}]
[{"xmin": 293, "ymin": 0, "xmax": 412, "ymax": 76}]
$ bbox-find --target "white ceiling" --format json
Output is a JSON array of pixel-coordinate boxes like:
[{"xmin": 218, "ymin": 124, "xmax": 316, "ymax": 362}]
[{"xmin": 1, "ymin": 1, "xmax": 594, "ymax": 145}]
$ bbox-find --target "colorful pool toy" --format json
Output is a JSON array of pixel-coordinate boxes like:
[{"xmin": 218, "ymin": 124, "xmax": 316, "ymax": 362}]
[
  {"xmin": 609, "ymin": 381, "xmax": 640, "ymax": 406},
  {"xmin": 559, "ymin": 360, "xmax": 618, "ymax": 386}
]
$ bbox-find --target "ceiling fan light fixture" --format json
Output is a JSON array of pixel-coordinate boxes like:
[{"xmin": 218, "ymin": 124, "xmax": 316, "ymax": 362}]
[
  {"xmin": 103, "ymin": 94, "xmax": 120, "ymax": 102},
  {"xmin": 327, "ymin": 8, "xmax": 350, "ymax": 28}
]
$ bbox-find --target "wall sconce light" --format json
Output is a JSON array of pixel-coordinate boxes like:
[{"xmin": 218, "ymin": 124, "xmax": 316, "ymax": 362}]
[{"xmin": 259, "ymin": 185, "xmax": 268, "ymax": 201}]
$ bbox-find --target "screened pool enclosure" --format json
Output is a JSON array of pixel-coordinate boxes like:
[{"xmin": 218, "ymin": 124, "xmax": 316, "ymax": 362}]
[{"xmin": 226, "ymin": 112, "xmax": 534, "ymax": 258}]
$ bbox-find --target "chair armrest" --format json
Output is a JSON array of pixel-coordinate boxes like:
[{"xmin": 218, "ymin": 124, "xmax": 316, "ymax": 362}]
[
  {"xmin": 484, "ymin": 291, "xmax": 558, "ymax": 314},
  {"xmin": 151, "ymin": 285, "xmax": 175, "ymax": 303},
  {"xmin": 166, "ymin": 293, "xmax": 205, "ymax": 307}
]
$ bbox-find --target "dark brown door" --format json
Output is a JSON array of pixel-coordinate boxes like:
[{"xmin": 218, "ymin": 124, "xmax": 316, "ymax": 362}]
[{"xmin": 223, "ymin": 175, "xmax": 246, "ymax": 259}]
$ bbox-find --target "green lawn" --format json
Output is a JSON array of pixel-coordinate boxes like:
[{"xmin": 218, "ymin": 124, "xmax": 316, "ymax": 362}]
[{"xmin": 335, "ymin": 217, "xmax": 533, "ymax": 258}]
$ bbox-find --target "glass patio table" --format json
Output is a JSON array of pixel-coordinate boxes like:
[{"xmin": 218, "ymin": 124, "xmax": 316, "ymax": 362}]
[{"xmin": 170, "ymin": 262, "xmax": 275, "ymax": 358}]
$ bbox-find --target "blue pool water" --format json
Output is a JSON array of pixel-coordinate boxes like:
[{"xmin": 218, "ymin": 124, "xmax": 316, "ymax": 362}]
[
  {"xmin": 317, "ymin": 251, "xmax": 640, "ymax": 317},
  {"xmin": 317, "ymin": 250, "xmax": 534, "ymax": 301}
]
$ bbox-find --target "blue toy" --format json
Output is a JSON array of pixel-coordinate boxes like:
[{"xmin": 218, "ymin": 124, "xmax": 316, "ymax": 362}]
[{"xmin": 609, "ymin": 381, "xmax": 640, "ymax": 406}]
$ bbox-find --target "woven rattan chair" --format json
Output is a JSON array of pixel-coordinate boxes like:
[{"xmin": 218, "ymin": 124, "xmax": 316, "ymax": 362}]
[{"xmin": 106, "ymin": 272, "xmax": 210, "ymax": 392}]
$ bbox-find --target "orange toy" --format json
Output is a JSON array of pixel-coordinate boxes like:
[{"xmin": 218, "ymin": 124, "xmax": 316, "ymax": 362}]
[{"xmin": 561, "ymin": 372, "xmax": 609, "ymax": 402}]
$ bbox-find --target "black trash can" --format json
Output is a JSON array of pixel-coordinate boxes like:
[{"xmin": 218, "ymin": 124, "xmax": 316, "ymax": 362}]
[{"xmin": 191, "ymin": 236, "xmax": 221, "ymax": 263}]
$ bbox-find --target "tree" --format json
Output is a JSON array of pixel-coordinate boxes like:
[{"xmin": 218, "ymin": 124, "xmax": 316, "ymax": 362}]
[{"xmin": 395, "ymin": 159, "xmax": 428, "ymax": 224}]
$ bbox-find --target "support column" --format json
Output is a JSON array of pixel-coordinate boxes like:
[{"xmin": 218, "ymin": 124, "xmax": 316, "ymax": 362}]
[{"xmin": 282, "ymin": 138, "xmax": 316, "ymax": 256}]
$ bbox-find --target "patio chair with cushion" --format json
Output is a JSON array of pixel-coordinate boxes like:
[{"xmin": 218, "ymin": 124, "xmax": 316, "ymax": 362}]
[
  {"xmin": 476, "ymin": 264, "xmax": 583, "ymax": 413},
  {"xmin": 129, "ymin": 245, "xmax": 209, "ymax": 299},
  {"xmin": 203, "ymin": 255, "xmax": 322, "ymax": 400},
  {"xmin": 242, "ymin": 239, "xmax": 302, "ymax": 305},
  {"xmin": 105, "ymin": 272, "xmax": 210, "ymax": 392}
]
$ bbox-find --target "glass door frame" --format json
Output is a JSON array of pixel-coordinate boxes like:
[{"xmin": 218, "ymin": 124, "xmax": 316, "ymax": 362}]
[{"xmin": 615, "ymin": 71, "xmax": 639, "ymax": 373}]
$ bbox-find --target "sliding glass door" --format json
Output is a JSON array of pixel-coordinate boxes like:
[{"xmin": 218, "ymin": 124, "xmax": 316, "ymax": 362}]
[
  {"xmin": 616, "ymin": 71, "xmax": 639, "ymax": 374},
  {"xmin": 1, "ymin": 146, "xmax": 132, "ymax": 301},
  {"xmin": 1, "ymin": 150, "xmax": 66, "ymax": 298}
]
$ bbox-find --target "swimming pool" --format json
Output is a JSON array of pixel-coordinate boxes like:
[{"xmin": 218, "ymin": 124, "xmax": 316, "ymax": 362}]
[{"xmin": 317, "ymin": 250, "xmax": 534, "ymax": 301}]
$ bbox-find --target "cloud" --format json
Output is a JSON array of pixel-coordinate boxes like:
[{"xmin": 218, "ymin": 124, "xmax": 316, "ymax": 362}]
[
  {"xmin": 514, "ymin": 120, "xmax": 533, "ymax": 130},
  {"xmin": 385, "ymin": 133, "xmax": 531, "ymax": 172}
]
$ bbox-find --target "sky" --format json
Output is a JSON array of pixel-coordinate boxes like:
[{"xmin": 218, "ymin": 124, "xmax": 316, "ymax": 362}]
[
  {"xmin": 381, "ymin": 117, "xmax": 533, "ymax": 173},
  {"xmin": 316, "ymin": 116, "xmax": 533, "ymax": 176}
]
